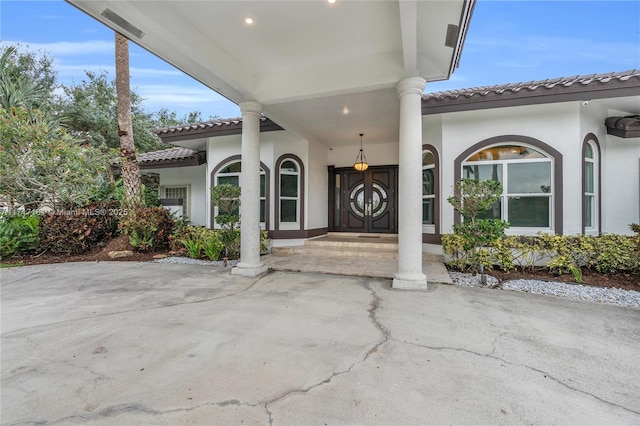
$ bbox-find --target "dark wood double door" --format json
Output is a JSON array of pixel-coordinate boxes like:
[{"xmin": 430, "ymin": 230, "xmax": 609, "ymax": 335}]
[{"xmin": 329, "ymin": 166, "xmax": 397, "ymax": 233}]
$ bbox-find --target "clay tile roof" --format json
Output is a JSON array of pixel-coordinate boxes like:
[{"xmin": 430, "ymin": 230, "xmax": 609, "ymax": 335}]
[
  {"xmin": 422, "ymin": 70, "xmax": 640, "ymax": 114},
  {"xmin": 154, "ymin": 116, "xmax": 283, "ymax": 143},
  {"xmin": 128, "ymin": 146, "xmax": 207, "ymax": 170},
  {"xmin": 154, "ymin": 117, "xmax": 244, "ymax": 136},
  {"xmin": 138, "ymin": 146, "xmax": 200, "ymax": 164}
]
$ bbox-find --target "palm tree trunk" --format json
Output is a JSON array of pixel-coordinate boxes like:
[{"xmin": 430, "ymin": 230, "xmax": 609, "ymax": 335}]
[{"xmin": 115, "ymin": 32, "xmax": 142, "ymax": 208}]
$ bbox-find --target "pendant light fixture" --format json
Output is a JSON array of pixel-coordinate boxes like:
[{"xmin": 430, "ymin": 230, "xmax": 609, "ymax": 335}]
[{"xmin": 353, "ymin": 133, "xmax": 369, "ymax": 171}]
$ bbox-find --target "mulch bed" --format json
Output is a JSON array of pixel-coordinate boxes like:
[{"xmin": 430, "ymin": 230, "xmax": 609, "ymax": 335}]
[
  {"xmin": 485, "ymin": 267, "xmax": 640, "ymax": 292},
  {"xmin": 4, "ymin": 235, "xmax": 160, "ymax": 265},
  {"xmin": 4, "ymin": 236, "xmax": 639, "ymax": 293}
]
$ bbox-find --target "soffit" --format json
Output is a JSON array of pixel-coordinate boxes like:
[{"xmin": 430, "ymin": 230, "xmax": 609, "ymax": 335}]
[{"xmin": 67, "ymin": 0, "xmax": 473, "ymax": 147}]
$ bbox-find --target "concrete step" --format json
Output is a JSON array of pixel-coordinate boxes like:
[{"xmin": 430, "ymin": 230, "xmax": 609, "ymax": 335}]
[{"xmin": 271, "ymin": 244, "xmax": 443, "ymax": 262}]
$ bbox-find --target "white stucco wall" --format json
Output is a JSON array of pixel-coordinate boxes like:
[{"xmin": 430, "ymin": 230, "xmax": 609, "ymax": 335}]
[
  {"xmin": 307, "ymin": 139, "xmax": 329, "ymax": 230},
  {"xmin": 327, "ymin": 142, "xmax": 399, "ymax": 168},
  {"xmin": 148, "ymin": 164, "xmax": 207, "ymax": 226},
  {"xmin": 580, "ymin": 103, "xmax": 640, "ymax": 235},
  {"xmin": 434, "ymin": 102, "xmax": 581, "ymax": 235},
  {"xmin": 205, "ymin": 130, "xmax": 319, "ymax": 232}
]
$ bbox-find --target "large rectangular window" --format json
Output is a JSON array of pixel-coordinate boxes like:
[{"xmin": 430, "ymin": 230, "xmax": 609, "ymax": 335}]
[{"xmin": 462, "ymin": 145, "xmax": 552, "ymax": 231}]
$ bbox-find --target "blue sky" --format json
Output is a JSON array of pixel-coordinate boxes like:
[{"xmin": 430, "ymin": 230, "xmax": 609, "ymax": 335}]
[{"xmin": 2, "ymin": 0, "xmax": 639, "ymax": 119}]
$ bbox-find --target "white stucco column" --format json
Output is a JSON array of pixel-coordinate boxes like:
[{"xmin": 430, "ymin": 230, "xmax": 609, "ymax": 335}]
[
  {"xmin": 232, "ymin": 101, "xmax": 268, "ymax": 277},
  {"xmin": 393, "ymin": 77, "xmax": 428, "ymax": 290}
]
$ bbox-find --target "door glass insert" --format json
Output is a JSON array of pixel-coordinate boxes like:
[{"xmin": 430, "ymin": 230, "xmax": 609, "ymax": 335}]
[{"xmin": 349, "ymin": 183, "xmax": 365, "ymax": 218}]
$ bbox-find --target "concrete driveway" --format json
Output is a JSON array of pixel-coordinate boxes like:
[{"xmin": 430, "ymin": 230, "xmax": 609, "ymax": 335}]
[{"xmin": 2, "ymin": 262, "xmax": 639, "ymax": 425}]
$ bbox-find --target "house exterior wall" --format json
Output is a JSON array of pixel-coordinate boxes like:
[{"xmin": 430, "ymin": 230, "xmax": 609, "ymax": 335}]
[
  {"xmin": 205, "ymin": 130, "xmax": 320, "ymax": 234},
  {"xmin": 307, "ymin": 138, "xmax": 329, "ymax": 230},
  {"xmin": 147, "ymin": 164, "xmax": 208, "ymax": 226},
  {"xmin": 433, "ymin": 102, "xmax": 581, "ymax": 236},
  {"xmin": 328, "ymin": 142, "xmax": 399, "ymax": 168},
  {"xmin": 578, "ymin": 101, "xmax": 640, "ymax": 235}
]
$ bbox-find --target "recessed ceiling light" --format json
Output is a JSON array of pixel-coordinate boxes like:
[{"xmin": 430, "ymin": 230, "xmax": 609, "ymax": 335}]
[
  {"xmin": 342, "ymin": 106, "xmax": 349, "ymax": 115},
  {"xmin": 244, "ymin": 17, "xmax": 254, "ymax": 25},
  {"xmin": 327, "ymin": 0, "xmax": 337, "ymax": 4}
]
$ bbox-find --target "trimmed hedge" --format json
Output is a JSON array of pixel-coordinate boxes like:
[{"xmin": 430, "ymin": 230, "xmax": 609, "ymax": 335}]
[{"xmin": 443, "ymin": 233, "xmax": 640, "ymax": 275}]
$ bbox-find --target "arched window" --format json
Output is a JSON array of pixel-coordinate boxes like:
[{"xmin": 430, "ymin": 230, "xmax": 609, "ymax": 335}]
[
  {"xmin": 583, "ymin": 135, "xmax": 600, "ymax": 234},
  {"xmin": 422, "ymin": 150, "xmax": 436, "ymax": 226},
  {"xmin": 275, "ymin": 154, "xmax": 305, "ymax": 231},
  {"xmin": 211, "ymin": 157, "xmax": 269, "ymax": 228},
  {"xmin": 462, "ymin": 144, "xmax": 553, "ymax": 230}
]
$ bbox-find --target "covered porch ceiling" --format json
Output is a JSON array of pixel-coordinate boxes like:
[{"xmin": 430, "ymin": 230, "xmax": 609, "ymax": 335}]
[{"xmin": 67, "ymin": 0, "xmax": 475, "ymax": 147}]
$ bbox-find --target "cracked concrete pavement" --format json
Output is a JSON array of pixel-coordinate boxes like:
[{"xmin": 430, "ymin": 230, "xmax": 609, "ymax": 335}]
[{"xmin": 2, "ymin": 262, "xmax": 639, "ymax": 425}]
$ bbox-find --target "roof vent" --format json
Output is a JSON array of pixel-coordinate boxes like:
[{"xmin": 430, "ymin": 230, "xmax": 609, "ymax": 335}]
[{"xmin": 101, "ymin": 8, "xmax": 145, "ymax": 39}]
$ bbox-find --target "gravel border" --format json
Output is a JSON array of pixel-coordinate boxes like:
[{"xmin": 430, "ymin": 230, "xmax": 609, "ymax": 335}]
[
  {"xmin": 450, "ymin": 271, "xmax": 640, "ymax": 309},
  {"xmin": 154, "ymin": 256, "xmax": 239, "ymax": 268}
]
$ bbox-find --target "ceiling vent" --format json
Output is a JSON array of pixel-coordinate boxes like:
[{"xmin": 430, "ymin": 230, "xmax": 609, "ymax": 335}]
[
  {"xmin": 101, "ymin": 8, "xmax": 145, "ymax": 39},
  {"xmin": 445, "ymin": 24, "xmax": 459, "ymax": 48}
]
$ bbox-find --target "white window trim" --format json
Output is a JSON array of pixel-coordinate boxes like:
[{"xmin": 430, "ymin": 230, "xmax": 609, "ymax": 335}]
[
  {"xmin": 213, "ymin": 161, "xmax": 266, "ymax": 230},
  {"xmin": 584, "ymin": 142, "xmax": 598, "ymax": 235},
  {"xmin": 422, "ymin": 159, "xmax": 436, "ymax": 233},
  {"xmin": 462, "ymin": 150, "xmax": 554, "ymax": 235},
  {"xmin": 279, "ymin": 160, "xmax": 300, "ymax": 228},
  {"xmin": 159, "ymin": 184, "xmax": 190, "ymax": 220}
]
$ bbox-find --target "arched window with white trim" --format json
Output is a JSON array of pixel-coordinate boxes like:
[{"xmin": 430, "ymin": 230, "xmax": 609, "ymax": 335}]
[
  {"xmin": 583, "ymin": 135, "xmax": 600, "ymax": 234},
  {"xmin": 279, "ymin": 160, "xmax": 299, "ymax": 225},
  {"xmin": 212, "ymin": 158, "xmax": 268, "ymax": 228},
  {"xmin": 462, "ymin": 144, "xmax": 553, "ymax": 231},
  {"xmin": 275, "ymin": 154, "xmax": 305, "ymax": 231}
]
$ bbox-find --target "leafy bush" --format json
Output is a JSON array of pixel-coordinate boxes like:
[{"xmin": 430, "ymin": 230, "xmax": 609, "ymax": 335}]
[
  {"xmin": 39, "ymin": 201, "xmax": 119, "ymax": 255},
  {"xmin": 447, "ymin": 178, "xmax": 509, "ymax": 274},
  {"xmin": 202, "ymin": 231, "xmax": 224, "ymax": 261},
  {"xmin": 0, "ymin": 107, "xmax": 112, "ymax": 211},
  {"xmin": 118, "ymin": 206, "xmax": 174, "ymax": 252},
  {"xmin": 0, "ymin": 212, "xmax": 40, "ymax": 258},
  {"xmin": 443, "ymin": 232, "xmax": 640, "ymax": 278},
  {"xmin": 173, "ymin": 225, "xmax": 225, "ymax": 261}
]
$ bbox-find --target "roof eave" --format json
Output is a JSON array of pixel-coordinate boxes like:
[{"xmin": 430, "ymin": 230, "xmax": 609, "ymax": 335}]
[{"xmin": 422, "ymin": 80, "xmax": 640, "ymax": 115}]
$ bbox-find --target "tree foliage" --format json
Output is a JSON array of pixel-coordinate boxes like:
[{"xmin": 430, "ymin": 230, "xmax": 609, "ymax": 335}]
[
  {"xmin": 0, "ymin": 44, "xmax": 56, "ymax": 111},
  {"xmin": 57, "ymin": 71, "xmax": 167, "ymax": 153},
  {"xmin": 0, "ymin": 108, "xmax": 112, "ymax": 211}
]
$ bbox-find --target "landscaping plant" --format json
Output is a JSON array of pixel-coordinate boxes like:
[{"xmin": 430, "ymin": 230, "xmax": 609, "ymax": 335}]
[
  {"xmin": 211, "ymin": 184, "xmax": 241, "ymax": 258},
  {"xmin": 447, "ymin": 178, "xmax": 509, "ymax": 281},
  {"xmin": 0, "ymin": 212, "xmax": 40, "ymax": 259},
  {"xmin": 38, "ymin": 201, "xmax": 119, "ymax": 255},
  {"xmin": 118, "ymin": 206, "xmax": 174, "ymax": 252}
]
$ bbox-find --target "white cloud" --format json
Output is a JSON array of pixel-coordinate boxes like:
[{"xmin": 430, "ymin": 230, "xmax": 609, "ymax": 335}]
[
  {"xmin": 5, "ymin": 40, "xmax": 113, "ymax": 56},
  {"xmin": 136, "ymin": 83, "xmax": 239, "ymax": 117}
]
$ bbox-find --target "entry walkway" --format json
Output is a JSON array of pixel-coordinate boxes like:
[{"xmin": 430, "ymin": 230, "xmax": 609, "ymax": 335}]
[{"xmin": 262, "ymin": 233, "xmax": 453, "ymax": 284}]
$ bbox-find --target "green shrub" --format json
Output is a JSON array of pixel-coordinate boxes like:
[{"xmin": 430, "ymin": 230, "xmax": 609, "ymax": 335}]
[
  {"xmin": 182, "ymin": 235, "xmax": 203, "ymax": 258},
  {"xmin": 589, "ymin": 234, "xmax": 638, "ymax": 274},
  {"xmin": 218, "ymin": 228, "xmax": 241, "ymax": 258},
  {"xmin": 39, "ymin": 201, "xmax": 119, "ymax": 255},
  {"xmin": 202, "ymin": 231, "xmax": 224, "ymax": 261},
  {"xmin": 118, "ymin": 206, "xmax": 174, "ymax": 252},
  {"xmin": 443, "ymin": 232, "xmax": 640, "ymax": 277},
  {"xmin": 0, "ymin": 212, "xmax": 40, "ymax": 258}
]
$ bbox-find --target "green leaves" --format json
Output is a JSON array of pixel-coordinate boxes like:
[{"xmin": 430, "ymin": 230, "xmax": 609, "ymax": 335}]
[
  {"xmin": 0, "ymin": 108, "xmax": 112, "ymax": 210},
  {"xmin": 447, "ymin": 178, "xmax": 508, "ymax": 274},
  {"xmin": 448, "ymin": 178, "xmax": 502, "ymax": 222},
  {"xmin": 0, "ymin": 212, "xmax": 40, "ymax": 258}
]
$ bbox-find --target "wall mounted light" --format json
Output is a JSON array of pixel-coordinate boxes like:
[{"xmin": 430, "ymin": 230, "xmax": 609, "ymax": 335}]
[{"xmin": 354, "ymin": 133, "xmax": 368, "ymax": 171}]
